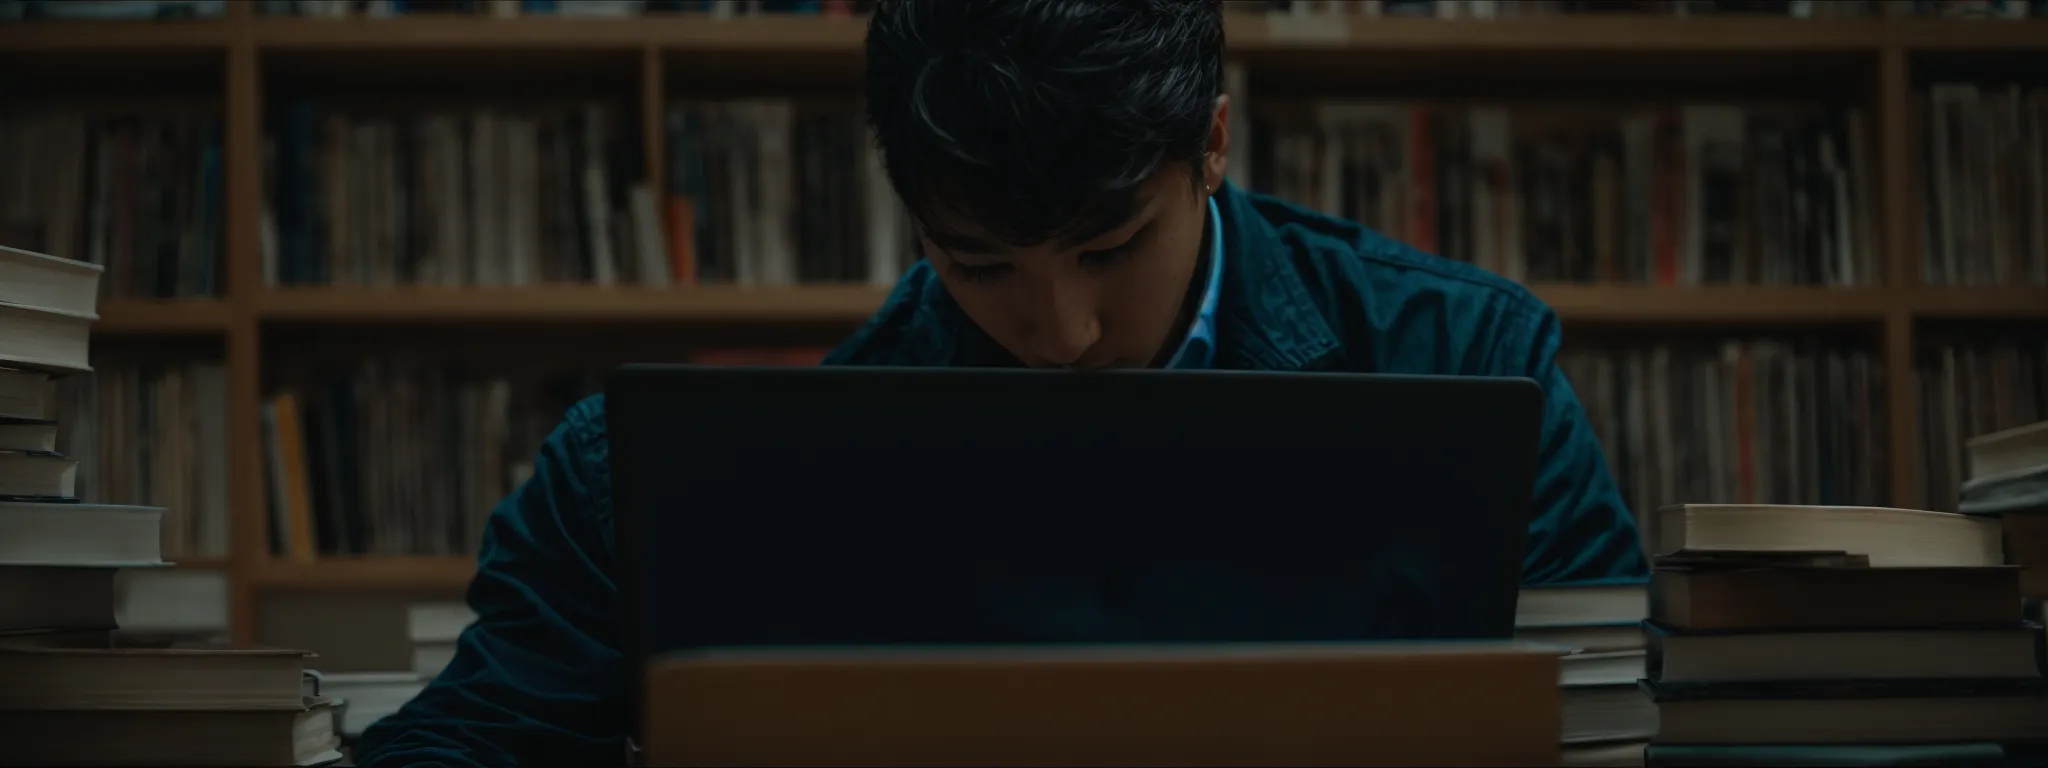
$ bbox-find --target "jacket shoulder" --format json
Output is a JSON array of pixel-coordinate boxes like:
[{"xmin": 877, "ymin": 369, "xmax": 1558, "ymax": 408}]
[
  {"xmin": 824, "ymin": 260, "xmax": 947, "ymax": 366},
  {"xmin": 1244, "ymin": 191, "xmax": 1552, "ymax": 373},
  {"xmin": 552, "ymin": 393, "xmax": 614, "ymax": 514}
]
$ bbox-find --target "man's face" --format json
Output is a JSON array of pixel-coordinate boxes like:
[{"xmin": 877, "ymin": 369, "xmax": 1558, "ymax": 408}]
[{"xmin": 917, "ymin": 103, "xmax": 1230, "ymax": 371}]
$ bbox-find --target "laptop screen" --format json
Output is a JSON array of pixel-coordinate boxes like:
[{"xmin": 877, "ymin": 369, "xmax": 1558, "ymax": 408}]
[{"xmin": 609, "ymin": 367, "xmax": 1540, "ymax": 655}]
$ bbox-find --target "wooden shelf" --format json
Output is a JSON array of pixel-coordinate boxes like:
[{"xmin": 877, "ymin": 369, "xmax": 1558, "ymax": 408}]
[
  {"xmin": 96, "ymin": 299, "xmax": 235, "ymax": 334},
  {"xmin": 1895, "ymin": 19, "xmax": 2048, "ymax": 51},
  {"xmin": 253, "ymin": 14, "xmax": 863, "ymax": 51},
  {"xmin": 1906, "ymin": 287, "xmax": 2048, "ymax": 319},
  {"xmin": 1231, "ymin": 15, "xmax": 1890, "ymax": 53},
  {"xmin": 251, "ymin": 556, "xmax": 475, "ymax": 591},
  {"xmin": 0, "ymin": 20, "xmax": 236, "ymax": 51},
  {"xmin": 1533, "ymin": 285, "xmax": 1894, "ymax": 324},
  {"xmin": 5, "ymin": 16, "xmax": 2036, "ymax": 57},
  {"xmin": 167, "ymin": 556, "xmax": 231, "ymax": 570},
  {"xmin": 255, "ymin": 284, "xmax": 891, "ymax": 324}
]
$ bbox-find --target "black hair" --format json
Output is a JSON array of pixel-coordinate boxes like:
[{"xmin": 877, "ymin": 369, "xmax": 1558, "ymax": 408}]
[{"xmin": 864, "ymin": 0, "xmax": 1226, "ymax": 250}]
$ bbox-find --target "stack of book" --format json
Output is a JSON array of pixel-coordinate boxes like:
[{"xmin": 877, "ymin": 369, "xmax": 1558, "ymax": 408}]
[
  {"xmin": 0, "ymin": 244, "xmax": 340, "ymax": 766},
  {"xmin": 1515, "ymin": 579, "xmax": 1657, "ymax": 766},
  {"xmin": 1638, "ymin": 503, "xmax": 2048, "ymax": 767},
  {"xmin": 1960, "ymin": 420, "xmax": 2048, "ymax": 613}
]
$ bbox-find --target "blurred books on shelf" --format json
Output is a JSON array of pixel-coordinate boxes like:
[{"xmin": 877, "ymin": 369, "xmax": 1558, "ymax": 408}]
[
  {"xmin": 31, "ymin": 0, "xmax": 2031, "ymax": 21},
  {"xmin": 1257, "ymin": 104, "xmax": 1876, "ymax": 287},
  {"xmin": 257, "ymin": 348, "xmax": 821, "ymax": 561},
  {"xmin": 260, "ymin": 100, "xmax": 918, "ymax": 291},
  {"xmin": 0, "ymin": 0, "xmax": 224, "ymax": 20},
  {"xmin": 0, "ymin": 113, "xmax": 226, "ymax": 301},
  {"xmin": 55, "ymin": 361, "xmax": 230, "ymax": 561},
  {"xmin": 1917, "ymin": 340, "xmax": 2048, "ymax": 511},
  {"xmin": 1636, "ymin": 504, "xmax": 2047, "ymax": 766},
  {"xmin": 1562, "ymin": 340, "xmax": 1890, "ymax": 523},
  {"xmin": 1920, "ymin": 83, "xmax": 2048, "ymax": 288}
]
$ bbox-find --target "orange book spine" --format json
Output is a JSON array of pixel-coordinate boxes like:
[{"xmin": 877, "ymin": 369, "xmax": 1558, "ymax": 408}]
[
  {"xmin": 270, "ymin": 392, "xmax": 319, "ymax": 563},
  {"xmin": 665, "ymin": 195, "xmax": 698, "ymax": 284}
]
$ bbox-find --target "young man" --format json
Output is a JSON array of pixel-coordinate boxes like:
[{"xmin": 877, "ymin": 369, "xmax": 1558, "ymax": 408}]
[{"xmin": 354, "ymin": 1, "xmax": 1646, "ymax": 765}]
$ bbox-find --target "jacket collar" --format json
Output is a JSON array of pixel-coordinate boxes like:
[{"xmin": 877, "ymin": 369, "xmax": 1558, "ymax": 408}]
[
  {"xmin": 913, "ymin": 181, "xmax": 1343, "ymax": 372},
  {"xmin": 1208, "ymin": 180, "xmax": 1342, "ymax": 372}
]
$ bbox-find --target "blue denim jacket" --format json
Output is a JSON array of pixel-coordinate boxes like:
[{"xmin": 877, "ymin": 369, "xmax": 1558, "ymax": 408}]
[{"xmin": 353, "ymin": 181, "xmax": 1648, "ymax": 768}]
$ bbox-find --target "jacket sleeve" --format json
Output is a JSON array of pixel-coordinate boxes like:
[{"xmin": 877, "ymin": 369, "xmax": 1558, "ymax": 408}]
[
  {"xmin": 353, "ymin": 396, "xmax": 628, "ymax": 768},
  {"xmin": 1499, "ymin": 302, "xmax": 1651, "ymax": 586}
]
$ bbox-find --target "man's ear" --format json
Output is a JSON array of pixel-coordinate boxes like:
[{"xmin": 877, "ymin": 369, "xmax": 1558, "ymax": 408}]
[{"xmin": 1204, "ymin": 94, "xmax": 1230, "ymax": 196}]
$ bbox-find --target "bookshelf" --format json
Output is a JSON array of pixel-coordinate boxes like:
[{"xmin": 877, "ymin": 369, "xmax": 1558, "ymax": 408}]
[{"xmin": 6, "ymin": 5, "xmax": 2047, "ymax": 644}]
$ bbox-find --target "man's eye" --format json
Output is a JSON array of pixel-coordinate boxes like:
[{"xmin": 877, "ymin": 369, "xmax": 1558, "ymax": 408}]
[
  {"xmin": 1080, "ymin": 247, "xmax": 1133, "ymax": 269},
  {"xmin": 953, "ymin": 262, "xmax": 1013, "ymax": 283}
]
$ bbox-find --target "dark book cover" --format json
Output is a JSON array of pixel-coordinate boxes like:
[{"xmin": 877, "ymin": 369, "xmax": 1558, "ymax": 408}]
[
  {"xmin": 1646, "ymin": 742, "xmax": 2005, "ymax": 768},
  {"xmin": 1642, "ymin": 676, "xmax": 2048, "ymax": 702}
]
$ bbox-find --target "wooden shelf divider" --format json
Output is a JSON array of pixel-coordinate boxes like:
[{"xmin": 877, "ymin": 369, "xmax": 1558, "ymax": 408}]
[{"xmin": 250, "ymin": 557, "xmax": 477, "ymax": 592}]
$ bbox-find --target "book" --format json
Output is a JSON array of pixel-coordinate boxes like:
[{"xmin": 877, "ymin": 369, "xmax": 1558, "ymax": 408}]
[
  {"xmin": 0, "ymin": 644, "xmax": 312, "ymax": 710},
  {"xmin": 0, "ymin": 367, "xmax": 53, "ymax": 421},
  {"xmin": 1518, "ymin": 578, "xmax": 1648, "ymax": 628},
  {"xmin": 0, "ymin": 502, "xmax": 165, "ymax": 564},
  {"xmin": 0, "ymin": 565, "xmax": 119, "ymax": 634},
  {"xmin": 1650, "ymin": 564, "xmax": 2022, "ymax": 631},
  {"xmin": 1643, "ymin": 677, "xmax": 2048, "ymax": 745},
  {"xmin": 1965, "ymin": 419, "xmax": 2048, "ymax": 482},
  {"xmin": 1652, "ymin": 504, "xmax": 2004, "ymax": 567},
  {"xmin": 0, "ymin": 244, "xmax": 101, "ymax": 318},
  {"xmin": 0, "ymin": 301, "xmax": 94, "ymax": 375},
  {"xmin": 0, "ymin": 419, "xmax": 57, "ymax": 452},
  {"xmin": 1646, "ymin": 621, "xmax": 2041, "ymax": 683},
  {"xmin": 0, "ymin": 449, "xmax": 78, "ymax": 499},
  {"xmin": 1643, "ymin": 742, "xmax": 2007, "ymax": 767},
  {"xmin": 0, "ymin": 696, "xmax": 342, "ymax": 767}
]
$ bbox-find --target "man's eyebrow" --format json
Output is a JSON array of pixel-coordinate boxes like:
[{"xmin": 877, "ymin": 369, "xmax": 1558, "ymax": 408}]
[
  {"xmin": 924, "ymin": 228, "xmax": 1003, "ymax": 255},
  {"xmin": 1054, "ymin": 195, "xmax": 1152, "ymax": 250},
  {"xmin": 920, "ymin": 193, "xmax": 1153, "ymax": 254}
]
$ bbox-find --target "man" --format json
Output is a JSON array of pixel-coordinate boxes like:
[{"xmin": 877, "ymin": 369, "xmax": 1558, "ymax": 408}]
[{"xmin": 354, "ymin": 1, "xmax": 1646, "ymax": 765}]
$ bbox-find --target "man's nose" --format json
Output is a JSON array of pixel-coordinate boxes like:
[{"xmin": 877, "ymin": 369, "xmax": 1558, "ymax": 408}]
[{"xmin": 1030, "ymin": 291, "xmax": 1101, "ymax": 368}]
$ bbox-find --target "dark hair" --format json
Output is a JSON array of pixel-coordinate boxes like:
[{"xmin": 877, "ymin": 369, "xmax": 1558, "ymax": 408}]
[{"xmin": 864, "ymin": 0, "xmax": 1226, "ymax": 249}]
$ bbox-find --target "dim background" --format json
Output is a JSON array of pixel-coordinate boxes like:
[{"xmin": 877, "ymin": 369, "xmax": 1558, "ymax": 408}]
[{"xmin": 0, "ymin": 0, "xmax": 2044, "ymax": 740}]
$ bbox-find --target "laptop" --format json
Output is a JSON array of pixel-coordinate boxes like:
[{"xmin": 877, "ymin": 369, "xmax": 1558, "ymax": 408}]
[{"xmin": 607, "ymin": 365, "xmax": 1543, "ymax": 660}]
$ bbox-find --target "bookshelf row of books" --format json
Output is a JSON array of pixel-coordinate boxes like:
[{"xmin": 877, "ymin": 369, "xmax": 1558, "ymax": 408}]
[
  {"xmin": 8, "ymin": 92, "xmax": 2033, "ymax": 292},
  {"xmin": 262, "ymin": 103, "xmax": 656, "ymax": 288},
  {"xmin": 1, "ymin": 68, "xmax": 2042, "ymax": 291},
  {"xmin": 1266, "ymin": 0, "xmax": 2048, "ymax": 18},
  {"xmin": 257, "ymin": 349, "xmax": 828, "ymax": 559},
  {"xmin": 258, "ymin": 364, "xmax": 588, "ymax": 560},
  {"xmin": 1254, "ymin": 104, "xmax": 1875, "ymax": 286},
  {"xmin": 1919, "ymin": 336, "xmax": 2048, "ymax": 511},
  {"xmin": 13, "ymin": 0, "xmax": 2042, "ymax": 22},
  {"xmin": 0, "ymin": 112, "xmax": 227, "ymax": 301},
  {"xmin": 261, "ymin": 100, "xmax": 920, "ymax": 290},
  {"xmin": 54, "ymin": 361, "xmax": 231, "ymax": 560},
  {"xmin": 1560, "ymin": 341, "xmax": 1893, "ymax": 523},
  {"xmin": 1922, "ymin": 83, "xmax": 2048, "ymax": 287},
  {"xmin": 256, "ymin": 0, "xmax": 867, "ymax": 18}
]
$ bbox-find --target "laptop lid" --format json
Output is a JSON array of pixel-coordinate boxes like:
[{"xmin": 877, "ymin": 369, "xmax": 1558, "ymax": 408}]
[{"xmin": 609, "ymin": 365, "xmax": 1541, "ymax": 662}]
